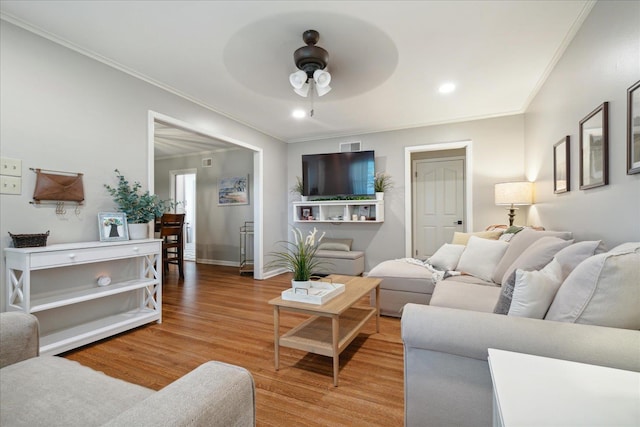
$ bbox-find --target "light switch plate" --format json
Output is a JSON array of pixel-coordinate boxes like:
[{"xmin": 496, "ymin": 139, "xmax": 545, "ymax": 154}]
[
  {"xmin": 1, "ymin": 175, "xmax": 22, "ymax": 195},
  {"xmin": 1, "ymin": 157, "xmax": 22, "ymax": 177}
]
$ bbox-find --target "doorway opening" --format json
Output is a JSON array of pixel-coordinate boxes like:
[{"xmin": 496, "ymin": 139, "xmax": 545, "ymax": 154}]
[
  {"xmin": 147, "ymin": 111, "xmax": 264, "ymax": 279},
  {"xmin": 404, "ymin": 140, "xmax": 473, "ymax": 258},
  {"xmin": 171, "ymin": 169, "xmax": 197, "ymax": 261}
]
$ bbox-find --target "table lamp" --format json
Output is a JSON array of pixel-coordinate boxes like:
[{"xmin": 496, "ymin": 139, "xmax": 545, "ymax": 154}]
[{"xmin": 494, "ymin": 181, "xmax": 533, "ymax": 226}]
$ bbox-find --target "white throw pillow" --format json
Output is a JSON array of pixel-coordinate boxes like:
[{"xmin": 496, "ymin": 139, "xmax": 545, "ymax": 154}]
[
  {"xmin": 508, "ymin": 259, "xmax": 563, "ymax": 319},
  {"xmin": 427, "ymin": 244, "xmax": 465, "ymax": 271},
  {"xmin": 456, "ymin": 236, "xmax": 509, "ymax": 282},
  {"xmin": 545, "ymin": 243, "xmax": 640, "ymax": 329}
]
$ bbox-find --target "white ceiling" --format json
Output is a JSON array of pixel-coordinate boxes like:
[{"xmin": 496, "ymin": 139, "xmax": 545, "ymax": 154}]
[{"xmin": 1, "ymin": 0, "xmax": 593, "ymax": 148}]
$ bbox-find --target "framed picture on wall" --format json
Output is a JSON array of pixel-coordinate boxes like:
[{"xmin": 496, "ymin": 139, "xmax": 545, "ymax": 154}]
[
  {"xmin": 627, "ymin": 80, "xmax": 640, "ymax": 174},
  {"xmin": 579, "ymin": 102, "xmax": 609, "ymax": 190},
  {"xmin": 218, "ymin": 176, "xmax": 249, "ymax": 206},
  {"xmin": 553, "ymin": 136, "xmax": 570, "ymax": 194},
  {"xmin": 98, "ymin": 212, "xmax": 128, "ymax": 241}
]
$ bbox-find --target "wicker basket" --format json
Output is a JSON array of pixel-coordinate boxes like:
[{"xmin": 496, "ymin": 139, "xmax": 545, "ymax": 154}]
[{"xmin": 9, "ymin": 230, "xmax": 50, "ymax": 248}]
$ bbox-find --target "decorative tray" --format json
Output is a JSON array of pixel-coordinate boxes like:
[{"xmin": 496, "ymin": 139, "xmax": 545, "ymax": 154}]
[{"xmin": 281, "ymin": 282, "xmax": 345, "ymax": 305}]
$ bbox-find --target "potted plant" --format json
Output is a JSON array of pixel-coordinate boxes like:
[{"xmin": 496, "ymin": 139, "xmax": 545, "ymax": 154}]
[
  {"xmin": 290, "ymin": 176, "xmax": 307, "ymax": 201},
  {"xmin": 104, "ymin": 169, "xmax": 174, "ymax": 240},
  {"xmin": 268, "ymin": 227, "xmax": 325, "ymax": 289},
  {"xmin": 374, "ymin": 172, "xmax": 393, "ymax": 200}
]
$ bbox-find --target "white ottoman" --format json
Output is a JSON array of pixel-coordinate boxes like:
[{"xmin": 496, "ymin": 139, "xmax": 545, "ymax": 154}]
[{"xmin": 315, "ymin": 249, "xmax": 365, "ymax": 276}]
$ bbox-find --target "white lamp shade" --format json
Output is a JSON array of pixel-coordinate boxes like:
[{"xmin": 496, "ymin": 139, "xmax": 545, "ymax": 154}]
[
  {"xmin": 313, "ymin": 69, "xmax": 331, "ymax": 88},
  {"xmin": 315, "ymin": 84, "xmax": 331, "ymax": 97},
  {"xmin": 293, "ymin": 83, "xmax": 310, "ymax": 97},
  {"xmin": 495, "ymin": 181, "xmax": 533, "ymax": 206},
  {"xmin": 289, "ymin": 70, "xmax": 307, "ymax": 89}
]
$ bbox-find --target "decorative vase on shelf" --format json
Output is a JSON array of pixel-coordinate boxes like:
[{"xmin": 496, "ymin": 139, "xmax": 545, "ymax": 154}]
[
  {"xmin": 376, "ymin": 192, "xmax": 384, "ymax": 201},
  {"xmin": 301, "ymin": 195, "xmax": 308, "ymax": 202},
  {"xmin": 128, "ymin": 223, "xmax": 149, "ymax": 240}
]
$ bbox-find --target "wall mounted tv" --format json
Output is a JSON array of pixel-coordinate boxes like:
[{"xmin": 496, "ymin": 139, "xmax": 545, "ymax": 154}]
[{"xmin": 302, "ymin": 150, "xmax": 375, "ymax": 198}]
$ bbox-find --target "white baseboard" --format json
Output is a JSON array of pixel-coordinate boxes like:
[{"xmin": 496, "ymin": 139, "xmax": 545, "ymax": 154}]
[{"xmin": 261, "ymin": 267, "xmax": 287, "ymax": 280}]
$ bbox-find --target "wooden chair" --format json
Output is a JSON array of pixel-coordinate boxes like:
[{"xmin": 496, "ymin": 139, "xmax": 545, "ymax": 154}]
[{"xmin": 159, "ymin": 213, "xmax": 186, "ymax": 280}]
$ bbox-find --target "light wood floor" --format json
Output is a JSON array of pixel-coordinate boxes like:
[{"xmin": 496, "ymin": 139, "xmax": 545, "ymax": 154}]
[{"xmin": 64, "ymin": 262, "xmax": 405, "ymax": 426}]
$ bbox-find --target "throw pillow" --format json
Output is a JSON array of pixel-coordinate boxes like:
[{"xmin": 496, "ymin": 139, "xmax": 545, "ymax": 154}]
[
  {"xmin": 493, "ymin": 237, "xmax": 573, "ymax": 315},
  {"xmin": 456, "ymin": 236, "xmax": 509, "ymax": 282},
  {"xmin": 553, "ymin": 240, "xmax": 603, "ymax": 280},
  {"xmin": 427, "ymin": 244, "xmax": 466, "ymax": 271},
  {"xmin": 508, "ymin": 259, "xmax": 563, "ymax": 319},
  {"xmin": 451, "ymin": 230, "xmax": 503, "ymax": 245},
  {"xmin": 317, "ymin": 238, "xmax": 352, "ymax": 252},
  {"xmin": 491, "ymin": 228, "xmax": 573, "ymax": 284},
  {"xmin": 545, "ymin": 243, "xmax": 640, "ymax": 329}
]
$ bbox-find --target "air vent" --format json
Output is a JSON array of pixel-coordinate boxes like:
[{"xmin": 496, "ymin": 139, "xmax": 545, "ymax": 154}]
[
  {"xmin": 339, "ymin": 141, "xmax": 361, "ymax": 152},
  {"xmin": 202, "ymin": 158, "xmax": 212, "ymax": 167}
]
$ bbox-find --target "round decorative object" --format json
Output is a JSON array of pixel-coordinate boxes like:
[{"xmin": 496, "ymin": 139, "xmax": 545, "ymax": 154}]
[{"xmin": 97, "ymin": 275, "xmax": 111, "ymax": 287}]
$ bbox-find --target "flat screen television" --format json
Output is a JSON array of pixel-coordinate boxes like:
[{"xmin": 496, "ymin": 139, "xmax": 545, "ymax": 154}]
[{"xmin": 302, "ymin": 150, "xmax": 375, "ymax": 198}]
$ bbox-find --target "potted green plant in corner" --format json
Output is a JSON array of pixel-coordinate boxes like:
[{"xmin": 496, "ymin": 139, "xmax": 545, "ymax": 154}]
[
  {"xmin": 104, "ymin": 169, "xmax": 174, "ymax": 240},
  {"xmin": 290, "ymin": 176, "xmax": 307, "ymax": 201},
  {"xmin": 374, "ymin": 172, "xmax": 393, "ymax": 200},
  {"xmin": 268, "ymin": 227, "xmax": 325, "ymax": 289}
]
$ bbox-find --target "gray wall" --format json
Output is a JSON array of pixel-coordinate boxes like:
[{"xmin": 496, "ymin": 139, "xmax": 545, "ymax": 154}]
[
  {"xmin": 0, "ymin": 21, "xmax": 288, "ymax": 310},
  {"xmin": 287, "ymin": 114, "xmax": 526, "ymax": 271},
  {"xmin": 524, "ymin": 0, "xmax": 640, "ymax": 246},
  {"xmin": 154, "ymin": 149, "xmax": 254, "ymax": 264}
]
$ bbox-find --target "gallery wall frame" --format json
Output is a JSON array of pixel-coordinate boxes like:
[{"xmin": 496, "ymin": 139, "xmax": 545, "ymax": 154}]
[
  {"xmin": 627, "ymin": 80, "xmax": 640, "ymax": 175},
  {"xmin": 579, "ymin": 102, "xmax": 608, "ymax": 190},
  {"xmin": 553, "ymin": 136, "xmax": 570, "ymax": 194}
]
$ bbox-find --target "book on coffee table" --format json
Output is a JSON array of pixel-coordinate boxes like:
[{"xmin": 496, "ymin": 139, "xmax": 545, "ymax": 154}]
[{"xmin": 281, "ymin": 282, "xmax": 345, "ymax": 305}]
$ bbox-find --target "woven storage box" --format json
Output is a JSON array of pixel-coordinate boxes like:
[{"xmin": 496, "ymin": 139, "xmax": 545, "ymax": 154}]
[{"xmin": 9, "ymin": 231, "xmax": 50, "ymax": 248}]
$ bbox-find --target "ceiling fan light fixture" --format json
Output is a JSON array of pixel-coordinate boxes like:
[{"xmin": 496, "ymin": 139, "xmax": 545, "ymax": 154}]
[
  {"xmin": 315, "ymin": 84, "xmax": 331, "ymax": 97},
  {"xmin": 289, "ymin": 70, "xmax": 308, "ymax": 89},
  {"xmin": 293, "ymin": 83, "xmax": 310, "ymax": 97},
  {"xmin": 313, "ymin": 69, "xmax": 331, "ymax": 88}
]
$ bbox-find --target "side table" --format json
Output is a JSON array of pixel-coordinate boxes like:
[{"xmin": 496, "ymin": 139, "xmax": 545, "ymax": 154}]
[{"xmin": 488, "ymin": 348, "xmax": 640, "ymax": 427}]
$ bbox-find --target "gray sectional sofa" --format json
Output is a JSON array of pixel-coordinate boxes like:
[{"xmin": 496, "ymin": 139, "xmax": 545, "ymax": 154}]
[
  {"xmin": 0, "ymin": 312, "xmax": 256, "ymax": 427},
  {"xmin": 383, "ymin": 230, "xmax": 640, "ymax": 427}
]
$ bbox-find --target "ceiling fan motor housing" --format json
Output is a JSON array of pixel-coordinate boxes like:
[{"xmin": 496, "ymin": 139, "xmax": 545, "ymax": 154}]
[{"xmin": 293, "ymin": 30, "xmax": 329, "ymax": 78}]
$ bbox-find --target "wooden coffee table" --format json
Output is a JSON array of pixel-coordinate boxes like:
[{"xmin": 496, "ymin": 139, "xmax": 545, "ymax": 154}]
[{"xmin": 268, "ymin": 275, "xmax": 381, "ymax": 386}]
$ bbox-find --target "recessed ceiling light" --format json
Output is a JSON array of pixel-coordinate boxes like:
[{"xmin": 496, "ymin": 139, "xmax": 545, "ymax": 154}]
[
  {"xmin": 438, "ymin": 82, "xmax": 456, "ymax": 94},
  {"xmin": 292, "ymin": 109, "xmax": 306, "ymax": 119}
]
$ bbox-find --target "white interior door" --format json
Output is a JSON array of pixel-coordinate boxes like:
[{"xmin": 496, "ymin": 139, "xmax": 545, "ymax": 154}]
[
  {"xmin": 171, "ymin": 169, "xmax": 197, "ymax": 261},
  {"xmin": 413, "ymin": 158, "xmax": 464, "ymax": 258}
]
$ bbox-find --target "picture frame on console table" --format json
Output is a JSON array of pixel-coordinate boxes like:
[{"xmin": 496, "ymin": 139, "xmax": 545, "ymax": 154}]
[
  {"xmin": 579, "ymin": 102, "xmax": 608, "ymax": 190},
  {"xmin": 627, "ymin": 80, "xmax": 640, "ymax": 174},
  {"xmin": 553, "ymin": 136, "xmax": 570, "ymax": 194},
  {"xmin": 98, "ymin": 212, "xmax": 128, "ymax": 242}
]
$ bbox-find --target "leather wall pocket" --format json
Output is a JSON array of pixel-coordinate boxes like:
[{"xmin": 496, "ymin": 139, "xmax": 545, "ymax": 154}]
[{"xmin": 32, "ymin": 169, "xmax": 85, "ymax": 203}]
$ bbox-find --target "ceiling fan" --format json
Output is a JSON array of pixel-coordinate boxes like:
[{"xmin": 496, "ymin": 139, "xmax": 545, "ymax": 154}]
[{"xmin": 289, "ymin": 30, "xmax": 331, "ymax": 98}]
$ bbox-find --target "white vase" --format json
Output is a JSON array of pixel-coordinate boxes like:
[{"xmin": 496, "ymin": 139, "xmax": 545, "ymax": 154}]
[
  {"xmin": 291, "ymin": 279, "xmax": 311, "ymax": 290},
  {"xmin": 128, "ymin": 223, "xmax": 149, "ymax": 240},
  {"xmin": 376, "ymin": 192, "xmax": 384, "ymax": 201},
  {"xmin": 301, "ymin": 195, "xmax": 308, "ymax": 202}
]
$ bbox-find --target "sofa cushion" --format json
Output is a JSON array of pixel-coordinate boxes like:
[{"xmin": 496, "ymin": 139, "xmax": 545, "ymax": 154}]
[
  {"xmin": 491, "ymin": 229, "xmax": 573, "ymax": 284},
  {"xmin": 493, "ymin": 237, "xmax": 573, "ymax": 314},
  {"xmin": 427, "ymin": 244, "xmax": 465, "ymax": 271},
  {"xmin": 545, "ymin": 243, "xmax": 640, "ymax": 329},
  {"xmin": 430, "ymin": 281, "xmax": 501, "ymax": 313},
  {"xmin": 1, "ymin": 356, "xmax": 153, "ymax": 426},
  {"xmin": 456, "ymin": 236, "xmax": 509, "ymax": 282},
  {"xmin": 508, "ymin": 259, "xmax": 564, "ymax": 319},
  {"xmin": 317, "ymin": 238, "xmax": 352, "ymax": 252},
  {"xmin": 451, "ymin": 230, "xmax": 503, "ymax": 245},
  {"xmin": 368, "ymin": 259, "xmax": 433, "ymax": 279}
]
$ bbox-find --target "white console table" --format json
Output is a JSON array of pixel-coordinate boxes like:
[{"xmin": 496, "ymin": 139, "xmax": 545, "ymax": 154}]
[
  {"xmin": 4, "ymin": 239, "xmax": 162, "ymax": 356},
  {"xmin": 488, "ymin": 348, "xmax": 640, "ymax": 427}
]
